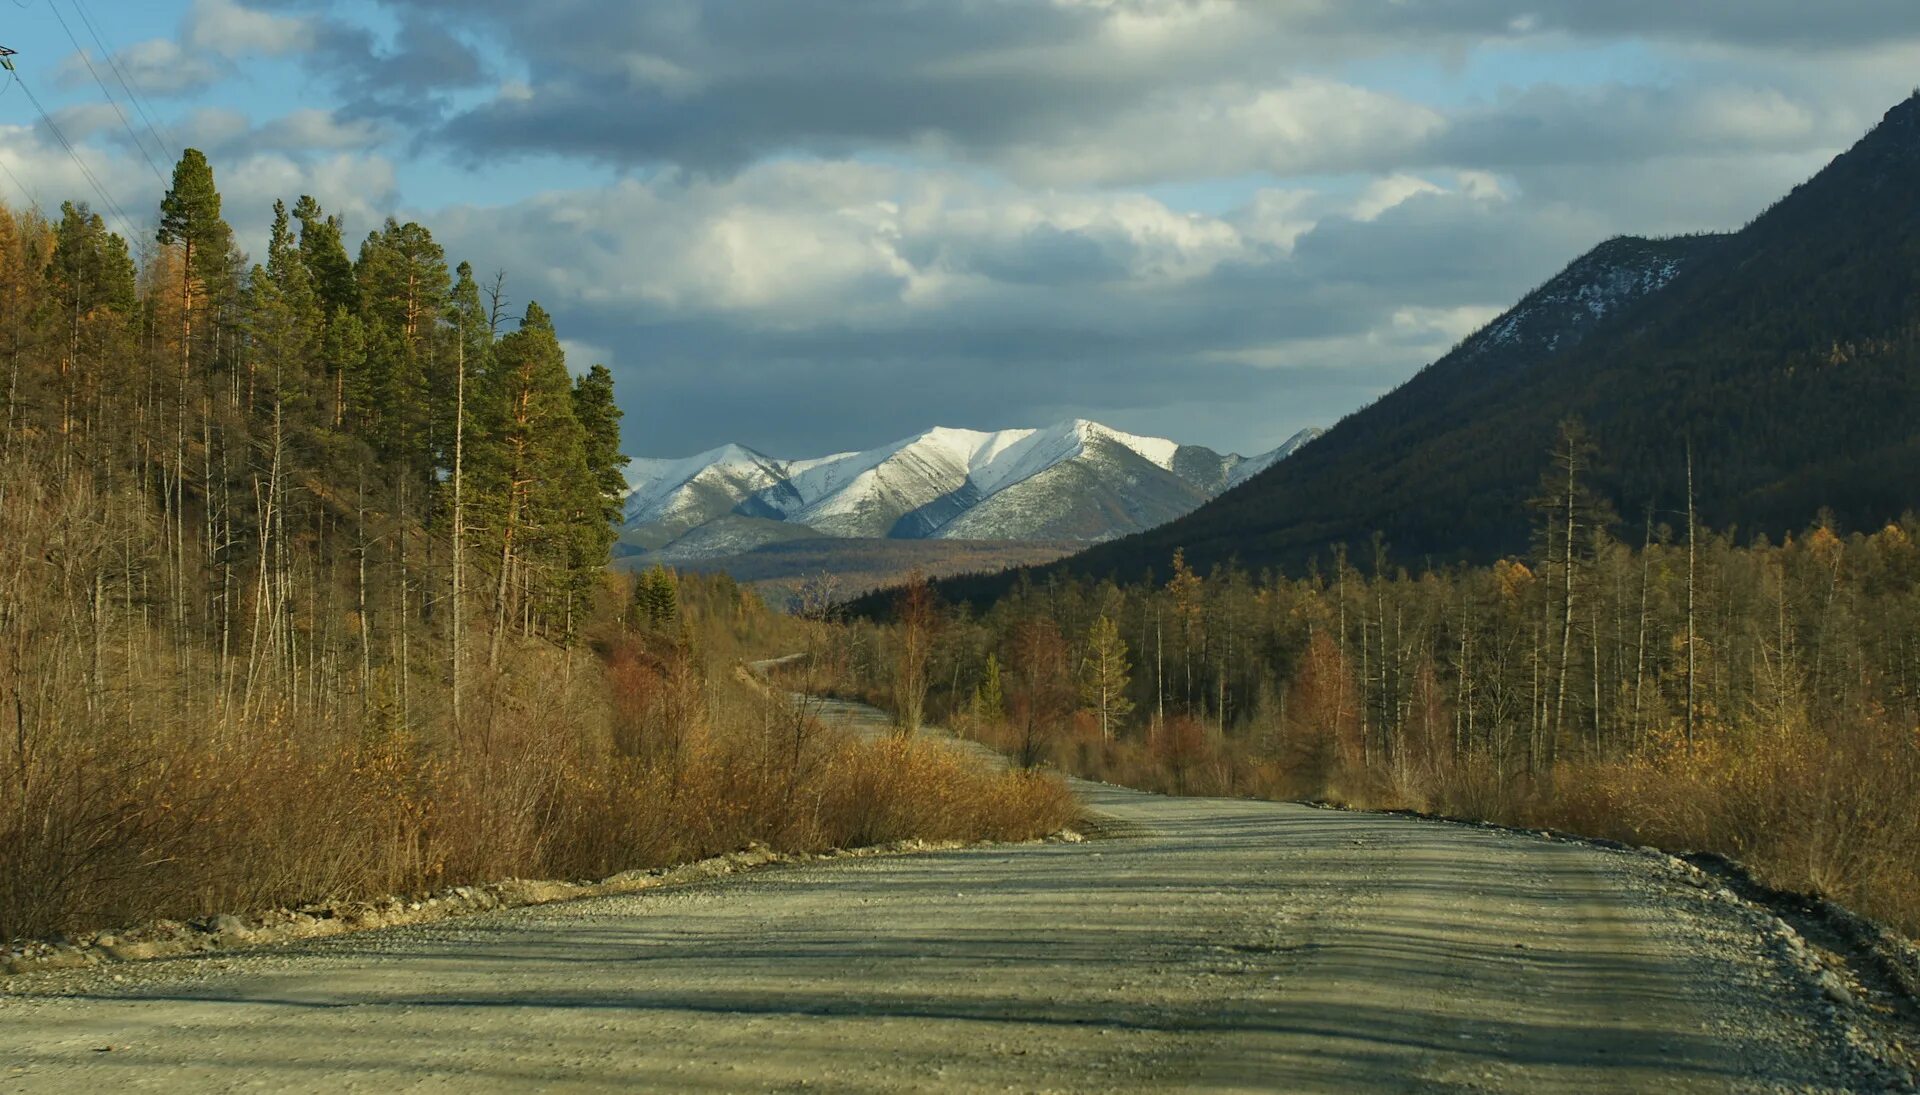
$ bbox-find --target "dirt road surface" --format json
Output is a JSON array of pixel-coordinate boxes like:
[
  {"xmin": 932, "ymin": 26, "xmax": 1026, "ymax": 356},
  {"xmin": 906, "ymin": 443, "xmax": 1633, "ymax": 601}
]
[{"xmin": 1, "ymin": 699, "xmax": 1908, "ymax": 1092}]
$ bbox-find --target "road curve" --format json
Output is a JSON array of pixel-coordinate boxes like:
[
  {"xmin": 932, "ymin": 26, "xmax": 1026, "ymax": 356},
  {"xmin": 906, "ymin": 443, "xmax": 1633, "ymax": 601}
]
[{"xmin": 0, "ymin": 702, "xmax": 1896, "ymax": 1093}]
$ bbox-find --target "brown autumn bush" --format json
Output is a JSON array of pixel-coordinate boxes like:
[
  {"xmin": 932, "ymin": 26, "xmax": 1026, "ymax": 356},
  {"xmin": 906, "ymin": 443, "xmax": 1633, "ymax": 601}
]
[
  {"xmin": 0, "ymin": 618, "xmax": 1075, "ymax": 942},
  {"xmin": 1531, "ymin": 717, "xmax": 1920, "ymax": 935},
  {"xmin": 819, "ymin": 735, "xmax": 1078, "ymax": 847}
]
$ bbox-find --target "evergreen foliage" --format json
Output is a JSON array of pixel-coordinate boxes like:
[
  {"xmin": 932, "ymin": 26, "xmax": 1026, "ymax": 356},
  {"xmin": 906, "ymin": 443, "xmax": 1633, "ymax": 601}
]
[
  {"xmin": 924, "ymin": 93, "xmax": 1920, "ymax": 604},
  {"xmin": 631, "ymin": 565, "xmax": 681, "ymax": 630},
  {"xmin": 156, "ymin": 148, "xmax": 234, "ymax": 296},
  {"xmin": 3, "ymin": 146, "xmax": 629, "ymax": 688},
  {"xmin": 572, "ymin": 363, "xmax": 629, "ymax": 528}
]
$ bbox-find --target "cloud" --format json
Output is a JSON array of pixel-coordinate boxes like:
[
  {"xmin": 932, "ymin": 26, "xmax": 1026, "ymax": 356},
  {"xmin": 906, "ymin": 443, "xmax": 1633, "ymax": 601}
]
[
  {"xmin": 251, "ymin": 109, "xmax": 389, "ymax": 152},
  {"xmin": 415, "ymin": 158, "xmax": 1606, "ymax": 457},
  {"xmin": 330, "ymin": 0, "xmax": 1919, "ymax": 185},
  {"xmin": 185, "ymin": 0, "xmax": 310, "ymax": 56},
  {"xmin": 55, "ymin": 38, "xmax": 224, "ymax": 98},
  {"xmin": 19, "ymin": 0, "xmax": 1920, "ymax": 461},
  {"xmin": 0, "ymin": 116, "xmax": 398, "ymax": 267},
  {"xmin": 172, "ymin": 106, "xmax": 256, "ymax": 152},
  {"xmin": 988, "ymin": 79, "xmax": 1447, "ymax": 187},
  {"xmin": 309, "ymin": 13, "xmax": 490, "ymax": 123},
  {"xmin": 558, "ymin": 338, "xmax": 615, "ymax": 376},
  {"xmin": 42, "ymin": 102, "xmax": 126, "ymax": 144},
  {"xmin": 218, "ymin": 152, "xmax": 401, "ymax": 239}
]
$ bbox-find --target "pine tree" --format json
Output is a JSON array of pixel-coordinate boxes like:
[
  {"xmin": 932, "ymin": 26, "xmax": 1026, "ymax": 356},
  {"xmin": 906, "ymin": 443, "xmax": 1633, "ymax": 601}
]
[
  {"xmin": 46, "ymin": 201, "xmax": 134, "ymax": 452},
  {"xmin": 473, "ymin": 301, "xmax": 594, "ymax": 655},
  {"xmin": 154, "ymin": 148, "xmax": 235, "ymax": 648},
  {"xmin": 259, "ymin": 201, "xmax": 323, "ymax": 398},
  {"xmin": 291, "ymin": 195, "xmax": 356, "ymax": 319},
  {"xmin": 355, "ymin": 219, "xmax": 448, "ymax": 468},
  {"xmin": 324, "ymin": 307, "xmax": 369, "ymax": 430},
  {"xmin": 443, "ymin": 262, "xmax": 492, "ymax": 731},
  {"xmin": 48, "ymin": 201, "xmax": 135, "ymax": 315},
  {"xmin": 156, "ymin": 150, "xmax": 233, "ymax": 301},
  {"xmin": 631, "ymin": 565, "xmax": 680, "ymax": 630},
  {"xmin": 571, "ymin": 363, "xmax": 628, "ymax": 529}
]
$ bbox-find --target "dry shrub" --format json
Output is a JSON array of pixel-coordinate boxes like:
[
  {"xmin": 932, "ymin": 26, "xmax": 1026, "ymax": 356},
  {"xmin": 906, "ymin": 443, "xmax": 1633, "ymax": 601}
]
[
  {"xmin": 817, "ymin": 736, "xmax": 1077, "ymax": 847},
  {"xmin": 0, "ymin": 625, "xmax": 1076, "ymax": 941},
  {"xmin": 1538, "ymin": 718, "xmax": 1920, "ymax": 934}
]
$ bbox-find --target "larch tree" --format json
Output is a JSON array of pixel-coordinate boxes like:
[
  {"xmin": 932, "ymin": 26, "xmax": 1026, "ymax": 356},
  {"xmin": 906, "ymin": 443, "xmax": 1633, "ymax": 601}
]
[
  {"xmin": 1010, "ymin": 616, "xmax": 1070, "ymax": 769},
  {"xmin": 893, "ymin": 570, "xmax": 937, "ymax": 735},
  {"xmin": 1528, "ymin": 416, "xmax": 1612, "ymax": 764},
  {"xmin": 1080, "ymin": 613, "xmax": 1134, "ymax": 741}
]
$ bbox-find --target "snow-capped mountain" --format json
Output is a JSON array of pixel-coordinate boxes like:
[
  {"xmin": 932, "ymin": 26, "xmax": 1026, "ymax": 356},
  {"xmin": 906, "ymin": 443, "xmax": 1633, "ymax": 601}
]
[{"xmin": 622, "ymin": 420, "xmax": 1321, "ymax": 560}]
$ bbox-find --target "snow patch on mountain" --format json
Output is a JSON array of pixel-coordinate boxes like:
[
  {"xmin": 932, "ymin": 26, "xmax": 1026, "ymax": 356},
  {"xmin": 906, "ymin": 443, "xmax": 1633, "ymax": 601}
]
[
  {"xmin": 1475, "ymin": 237, "xmax": 1707, "ymax": 357},
  {"xmin": 1226, "ymin": 428, "xmax": 1324, "ymax": 488},
  {"xmin": 623, "ymin": 443, "xmax": 790, "ymax": 528},
  {"xmin": 624, "ymin": 418, "xmax": 1322, "ymax": 552}
]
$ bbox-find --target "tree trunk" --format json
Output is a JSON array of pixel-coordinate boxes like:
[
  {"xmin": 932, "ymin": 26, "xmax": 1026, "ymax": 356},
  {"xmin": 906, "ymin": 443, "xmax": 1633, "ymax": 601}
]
[
  {"xmin": 450, "ymin": 329, "xmax": 466, "ymax": 732},
  {"xmin": 1685, "ymin": 442, "xmax": 1697, "ymax": 749}
]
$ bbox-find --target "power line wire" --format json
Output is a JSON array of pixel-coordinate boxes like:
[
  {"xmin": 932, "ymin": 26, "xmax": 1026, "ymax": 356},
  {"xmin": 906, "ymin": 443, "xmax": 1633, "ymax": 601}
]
[
  {"xmin": 0, "ymin": 73, "xmax": 46, "ymax": 213},
  {"xmin": 0, "ymin": 154, "xmax": 42, "ymax": 214},
  {"xmin": 46, "ymin": 0, "xmax": 167, "ymax": 184},
  {"xmin": 13, "ymin": 69, "xmax": 139, "ymax": 238},
  {"xmin": 70, "ymin": 0, "xmax": 177, "ymax": 162}
]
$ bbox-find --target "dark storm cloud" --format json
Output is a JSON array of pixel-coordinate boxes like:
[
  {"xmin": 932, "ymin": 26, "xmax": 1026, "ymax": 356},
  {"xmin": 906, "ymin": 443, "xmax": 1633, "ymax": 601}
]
[
  {"xmin": 257, "ymin": 1, "xmax": 1920, "ymax": 176},
  {"xmin": 435, "ymin": 1, "xmax": 1199, "ymax": 173},
  {"xmin": 307, "ymin": 13, "xmax": 490, "ymax": 124}
]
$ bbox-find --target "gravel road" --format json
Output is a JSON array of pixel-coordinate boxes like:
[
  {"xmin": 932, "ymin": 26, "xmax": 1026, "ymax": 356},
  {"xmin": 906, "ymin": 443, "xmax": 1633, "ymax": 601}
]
[{"xmin": 2, "ymin": 699, "xmax": 1911, "ymax": 1093}]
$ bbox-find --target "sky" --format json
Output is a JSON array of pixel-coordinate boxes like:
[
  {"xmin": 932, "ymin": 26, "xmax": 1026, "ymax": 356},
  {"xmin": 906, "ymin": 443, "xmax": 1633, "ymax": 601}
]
[{"xmin": 2, "ymin": 1, "xmax": 1917, "ymax": 461}]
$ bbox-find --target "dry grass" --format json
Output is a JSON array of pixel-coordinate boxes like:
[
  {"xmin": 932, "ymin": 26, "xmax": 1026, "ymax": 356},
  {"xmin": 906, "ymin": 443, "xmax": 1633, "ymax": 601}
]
[
  {"xmin": 950, "ymin": 701, "xmax": 1920, "ymax": 936},
  {"xmin": 0, "ymin": 621, "xmax": 1076, "ymax": 943},
  {"xmin": 1502, "ymin": 720, "xmax": 1920, "ymax": 936}
]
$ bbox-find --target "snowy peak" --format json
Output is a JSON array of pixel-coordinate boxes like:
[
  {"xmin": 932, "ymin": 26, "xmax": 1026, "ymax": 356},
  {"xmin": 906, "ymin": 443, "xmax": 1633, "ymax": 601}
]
[
  {"xmin": 621, "ymin": 419, "xmax": 1321, "ymax": 557},
  {"xmin": 622, "ymin": 443, "xmax": 793, "ymax": 546},
  {"xmin": 1227, "ymin": 428, "xmax": 1324, "ymax": 488}
]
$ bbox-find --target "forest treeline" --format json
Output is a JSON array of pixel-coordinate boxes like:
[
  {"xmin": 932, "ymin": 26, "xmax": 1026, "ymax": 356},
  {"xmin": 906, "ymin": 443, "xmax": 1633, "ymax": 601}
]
[
  {"xmin": 918, "ymin": 93, "xmax": 1920, "ymax": 599},
  {"xmin": 5, "ymin": 148, "xmax": 625, "ymax": 720},
  {"xmin": 0, "ymin": 154, "xmax": 1071, "ymax": 940},
  {"xmin": 827, "ymin": 422, "xmax": 1920, "ymax": 933}
]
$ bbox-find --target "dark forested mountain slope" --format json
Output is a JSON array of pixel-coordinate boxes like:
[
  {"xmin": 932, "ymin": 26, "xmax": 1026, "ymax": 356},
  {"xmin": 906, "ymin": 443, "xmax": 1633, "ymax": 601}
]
[{"xmin": 927, "ymin": 92, "xmax": 1920, "ymax": 602}]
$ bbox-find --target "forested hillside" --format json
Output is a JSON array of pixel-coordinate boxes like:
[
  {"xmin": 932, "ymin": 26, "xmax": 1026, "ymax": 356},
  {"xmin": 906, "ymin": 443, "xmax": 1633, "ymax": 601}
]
[
  {"xmin": 826, "ymin": 432, "xmax": 1920, "ymax": 932},
  {"xmin": 3, "ymin": 149, "xmax": 627, "ymax": 719},
  {"xmin": 0, "ymin": 152, "xmax": 1071, "ymax": 940},
  {"xmin": 928, "ymin": 92, "xmax": 1920, "ymax": 601}
]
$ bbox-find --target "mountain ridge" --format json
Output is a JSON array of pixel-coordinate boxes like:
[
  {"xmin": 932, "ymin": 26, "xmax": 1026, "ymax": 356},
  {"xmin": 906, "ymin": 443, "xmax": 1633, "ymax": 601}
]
[
  {"xmin": 907, "ymin": 92, "xmax": 1920, "ymax": 605},
  {"xmin": 622, "ymin": 420, "xmax": 1323, "ymax": 560}
]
